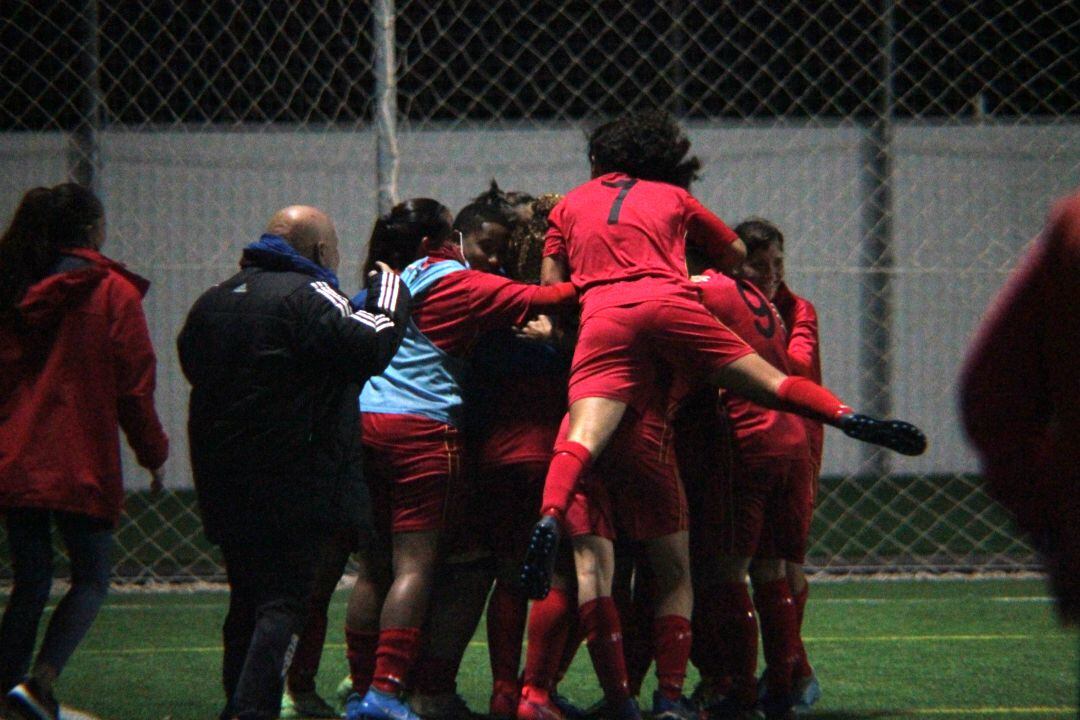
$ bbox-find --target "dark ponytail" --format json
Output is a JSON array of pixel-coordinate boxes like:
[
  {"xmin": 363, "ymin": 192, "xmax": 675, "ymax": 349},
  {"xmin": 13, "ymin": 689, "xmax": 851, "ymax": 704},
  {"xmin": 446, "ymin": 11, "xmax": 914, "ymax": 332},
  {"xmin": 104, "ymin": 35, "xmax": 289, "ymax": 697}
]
[
  {"xmin": 0, "ymin": 183, "xmax": 104, "ymax": 313},
  {"xmin": 362, "ymin": 198, "xmax": 451, "ymax": 286}
]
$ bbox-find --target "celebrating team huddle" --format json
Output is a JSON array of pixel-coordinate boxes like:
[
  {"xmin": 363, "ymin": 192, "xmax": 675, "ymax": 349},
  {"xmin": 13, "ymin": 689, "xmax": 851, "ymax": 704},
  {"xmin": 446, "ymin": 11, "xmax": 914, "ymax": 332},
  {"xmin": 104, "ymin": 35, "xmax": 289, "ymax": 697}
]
[{"xmin": 192, "ymin": 109, "xmax": 924, "ymax": 720}]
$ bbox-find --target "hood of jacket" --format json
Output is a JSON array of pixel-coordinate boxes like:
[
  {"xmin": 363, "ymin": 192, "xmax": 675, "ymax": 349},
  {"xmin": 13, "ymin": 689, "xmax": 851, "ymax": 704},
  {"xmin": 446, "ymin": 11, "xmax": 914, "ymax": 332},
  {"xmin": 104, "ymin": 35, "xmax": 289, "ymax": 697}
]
[{"xmin": 15, "ymin": 247, "xmax": 149, "ymax": 329}]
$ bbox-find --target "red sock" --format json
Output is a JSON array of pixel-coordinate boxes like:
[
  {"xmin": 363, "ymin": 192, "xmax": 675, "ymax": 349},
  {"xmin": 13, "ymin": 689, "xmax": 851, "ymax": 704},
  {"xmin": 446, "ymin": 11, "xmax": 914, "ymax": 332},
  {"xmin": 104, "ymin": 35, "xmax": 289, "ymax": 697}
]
[
  {"xmin": 792, "ymin": 581, "xmax": 812, "ymax": 678},
  {"xmin": 371, "ymin": 626, "xmax": 422, "ymax": 694},
  {"xmin": 287, "ymin": 609, "xmax": 328, "ymax": 691},
  {"xmin": 540, "ymin": 441, "xmax": 593, "ymax": 518},
  {"xmin": 346, "ymin": 628, "xmax": 379, "ymax": 696},
  {"xmin": 710, "ymin": 582, "xmax": 759, "ymax": 705},
  {"xmin": 753, "ymin": 579, "xmax": 799, "ymax": 699},
  {"xmin": 523, "ymin": 587, "xmax": 575, "ymax": 690},
  {"xmin": 653, "ymin": 615, "xmax": 692, "ymax": 701},
  {"xmin": 776, "ymin": 376, "xmax": 852, "ymax": 424},
  {"xmin": 487, "ymin": 580, "xmax": 528, "ymax": 686},
  {"xmin": 580, "ymin": 597, "xmax": 631, "ymax": 705}
]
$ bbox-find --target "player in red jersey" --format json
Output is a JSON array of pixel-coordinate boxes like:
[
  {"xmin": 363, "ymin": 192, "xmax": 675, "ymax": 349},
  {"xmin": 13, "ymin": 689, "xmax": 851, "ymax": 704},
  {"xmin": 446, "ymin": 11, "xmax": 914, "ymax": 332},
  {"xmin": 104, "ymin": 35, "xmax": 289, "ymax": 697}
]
[
  {"xmin": 735, "ymin": 218, "xmax": 823, "ymax": 711},
  {"xmin": 960, "ymin": 189, "xmax": 1080, "ymax": 627},
  {"xmin": 342, "ymin": 199, "xmax": 577, "ymax": 720},
  {"xmin": 520, "ymin": 110, "xmax": 926, "ymax": 720},
  {"xmin": 678, "ymin": 244, "xmax": 813, "ymax": 720}
]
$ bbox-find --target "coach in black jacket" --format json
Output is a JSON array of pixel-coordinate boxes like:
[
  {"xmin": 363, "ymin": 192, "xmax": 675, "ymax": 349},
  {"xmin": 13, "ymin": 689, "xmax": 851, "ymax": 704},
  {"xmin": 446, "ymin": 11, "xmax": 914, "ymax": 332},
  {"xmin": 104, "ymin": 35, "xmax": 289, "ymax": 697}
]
[{"xmin": 178, "ymin": 205, "xmax": 409, "ymax": 720}]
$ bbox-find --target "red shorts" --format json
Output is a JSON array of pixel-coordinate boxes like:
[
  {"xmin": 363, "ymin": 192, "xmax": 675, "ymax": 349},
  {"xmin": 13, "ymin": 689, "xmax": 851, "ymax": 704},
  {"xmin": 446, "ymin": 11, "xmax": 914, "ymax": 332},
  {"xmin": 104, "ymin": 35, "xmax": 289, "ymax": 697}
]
[
  {"xmin": 361, "ymin": 413, "xmax": 464, "ymax": 535},
  {"xmin": 691, "ymin": 456, "xmax": 815, "ymax": 564},
  {"xmin": 562, "ymin": 406, "xmax": 688, "ymax": 542},
  {"xmin": 568, "ymin": 298, "xmax": 754, "ymax": 409}
]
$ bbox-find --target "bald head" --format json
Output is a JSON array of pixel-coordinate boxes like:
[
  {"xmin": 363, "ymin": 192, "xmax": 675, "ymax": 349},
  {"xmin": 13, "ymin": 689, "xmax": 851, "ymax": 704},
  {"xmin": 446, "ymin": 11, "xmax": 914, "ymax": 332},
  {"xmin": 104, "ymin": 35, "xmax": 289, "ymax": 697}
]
[{"xmin": 266, "ymin": 205, "xmax": 340, "ymax": 272}]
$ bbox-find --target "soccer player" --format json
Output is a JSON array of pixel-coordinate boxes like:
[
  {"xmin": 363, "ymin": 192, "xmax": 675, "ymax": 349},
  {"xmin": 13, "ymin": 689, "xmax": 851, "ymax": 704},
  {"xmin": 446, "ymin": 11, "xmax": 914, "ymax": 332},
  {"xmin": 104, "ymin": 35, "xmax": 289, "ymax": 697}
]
[
  {"xmin": 458, "ymin": 194, "xmax": 578, "ymax": 719},
  {"xmin": 678, "ymin": 245, "xmax": 813, "ymax": 720},
  {"xmin": 342, "ymin": 198, "xmax": 577, "ymax": 720},
  {"xmin": 735, "ymin": 218, "xmax": 823, "ymax": 710},
  {"xmin": 960, "ymin": 188, "xmax": 1080, "ymax": 626},
  {"xmin": 523, "ymin": 109, "xmax": 925, "ymax": 589},
  {"xmin": 520, "ymin": 109, "xmax": 926, "ymax": 718}
]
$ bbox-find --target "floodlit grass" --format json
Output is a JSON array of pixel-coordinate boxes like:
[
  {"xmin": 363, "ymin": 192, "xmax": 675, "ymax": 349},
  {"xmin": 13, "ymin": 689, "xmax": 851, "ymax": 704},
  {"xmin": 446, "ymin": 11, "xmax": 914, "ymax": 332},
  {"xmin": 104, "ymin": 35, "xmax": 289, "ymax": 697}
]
[{"xmin": 9, "ymin": 578, "xmax": 1076, "ymax": 719}]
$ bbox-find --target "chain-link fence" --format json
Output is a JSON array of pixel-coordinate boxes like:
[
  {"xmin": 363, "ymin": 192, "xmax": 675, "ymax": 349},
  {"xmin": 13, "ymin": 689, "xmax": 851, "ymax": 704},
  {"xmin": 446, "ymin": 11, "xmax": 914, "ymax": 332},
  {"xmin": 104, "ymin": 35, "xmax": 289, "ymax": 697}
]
[{"xmin": 2, "ymin": 0, "xmax": 1078, "ymax": 581}]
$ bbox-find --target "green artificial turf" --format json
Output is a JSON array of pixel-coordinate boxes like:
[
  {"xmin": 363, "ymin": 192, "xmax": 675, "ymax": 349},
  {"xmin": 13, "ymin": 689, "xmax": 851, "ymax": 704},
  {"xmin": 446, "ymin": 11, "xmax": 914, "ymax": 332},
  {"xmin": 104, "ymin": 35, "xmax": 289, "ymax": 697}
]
[{"xmin": 11, "ymin": 578, "xmax": 1076, "ymax": 719}]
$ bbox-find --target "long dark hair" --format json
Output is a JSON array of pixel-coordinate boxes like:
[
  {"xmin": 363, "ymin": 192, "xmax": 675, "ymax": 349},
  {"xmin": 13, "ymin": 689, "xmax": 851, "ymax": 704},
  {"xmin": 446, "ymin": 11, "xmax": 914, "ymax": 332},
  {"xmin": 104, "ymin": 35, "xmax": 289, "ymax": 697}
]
[
  {"xmin": 588, "ymin": 109, "xmax": 701, "ymax": 189},
  {"xmin": 362, "ymin": 198, "xmax": 452, "ymax": 286},
  {"xmin": 0, "ymin": 182, "xmax": 104, "ymax": 313}
]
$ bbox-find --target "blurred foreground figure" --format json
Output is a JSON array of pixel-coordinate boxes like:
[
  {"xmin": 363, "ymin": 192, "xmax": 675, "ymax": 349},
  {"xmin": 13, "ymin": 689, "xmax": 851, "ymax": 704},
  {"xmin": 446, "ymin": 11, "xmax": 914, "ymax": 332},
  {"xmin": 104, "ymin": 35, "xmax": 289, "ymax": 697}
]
[{"xmin": 960, "ymin": 189, "xmax": 1080, "ymax": 626}]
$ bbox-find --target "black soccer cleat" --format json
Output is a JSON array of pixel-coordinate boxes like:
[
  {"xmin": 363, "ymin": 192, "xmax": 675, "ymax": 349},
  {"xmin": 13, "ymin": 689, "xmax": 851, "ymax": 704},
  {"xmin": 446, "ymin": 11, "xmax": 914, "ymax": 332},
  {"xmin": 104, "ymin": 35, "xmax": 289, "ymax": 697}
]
[
  {"xmin": 520, "ymin": 514, "xmax": 561, "ymax": 600},
  {"xmin": 838, "ymin": 414, "xmax": 928, "ymax": 456}
]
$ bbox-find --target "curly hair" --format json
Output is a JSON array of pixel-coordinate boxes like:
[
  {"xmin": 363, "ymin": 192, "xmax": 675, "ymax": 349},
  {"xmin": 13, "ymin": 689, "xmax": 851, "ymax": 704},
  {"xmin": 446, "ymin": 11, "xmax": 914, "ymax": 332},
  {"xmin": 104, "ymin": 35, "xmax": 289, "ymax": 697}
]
[
  {"xmin": 587, "ymin": 109, "xmax": 701, "ymax": 189},
  {"xmin": 505, "ymin": 193, "xmax": 562, "ymax": 283}
]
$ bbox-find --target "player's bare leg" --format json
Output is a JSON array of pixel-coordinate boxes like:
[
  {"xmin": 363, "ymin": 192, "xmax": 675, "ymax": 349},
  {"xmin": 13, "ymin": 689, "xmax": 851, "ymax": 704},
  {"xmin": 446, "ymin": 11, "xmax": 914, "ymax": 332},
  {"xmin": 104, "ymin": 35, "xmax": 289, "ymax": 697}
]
[
  {"xmin": 347, "ymin": 530, "xmax": 440, "ymax": 720},
  {"xmin": 522, "ymin": 397, "xmax": 628, "ymax": 599},
  {"xmin": 344, "ymin": 549, "xmax": 390, "ymax": 698}
]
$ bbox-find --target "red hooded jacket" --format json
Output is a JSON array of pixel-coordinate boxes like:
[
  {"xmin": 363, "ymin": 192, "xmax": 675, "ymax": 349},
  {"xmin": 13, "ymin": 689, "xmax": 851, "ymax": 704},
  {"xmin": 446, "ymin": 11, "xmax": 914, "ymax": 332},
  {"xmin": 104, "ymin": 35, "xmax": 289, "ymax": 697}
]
[{"xmin": 0, "ymin": 247, "xmax": 168, "ymax": 525}]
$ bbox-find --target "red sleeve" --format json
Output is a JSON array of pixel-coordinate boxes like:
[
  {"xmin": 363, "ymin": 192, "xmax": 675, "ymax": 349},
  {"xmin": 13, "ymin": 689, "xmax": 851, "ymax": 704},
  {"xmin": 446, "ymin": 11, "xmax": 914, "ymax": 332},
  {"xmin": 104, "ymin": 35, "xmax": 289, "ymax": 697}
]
[
  {"xmin": 684, "ymin": 195, "xmax": 739, "ymax": 265},
  {"xmin": 109, "ymin": 275, "xmax": 168, "ymax": 470},
  {"xmin": 465, "ymin": 271, "xmax": 576, "ymax": 330},
  {"xmin": 542, "ymin": 201, "xmax": 568, "ymax": 260},
  {"xmin": 786, "ymin": 297, "xmax": 821, "ymax": 381}
]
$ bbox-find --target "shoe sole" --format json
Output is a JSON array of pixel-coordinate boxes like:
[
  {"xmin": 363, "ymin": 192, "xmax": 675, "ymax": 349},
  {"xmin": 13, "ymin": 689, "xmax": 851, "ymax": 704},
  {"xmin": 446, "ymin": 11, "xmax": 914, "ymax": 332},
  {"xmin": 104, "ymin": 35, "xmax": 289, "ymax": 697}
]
[
  {"xmin": 520, "ymin": 520, "xmax": 558, "ymax": 599},
  {"xmin": 844, "ymin": 417, "xmax": 927, "ymax": 456},
  {"xmin": 7, "ymin": 687, "xmax": 56, "ymax": 720}
]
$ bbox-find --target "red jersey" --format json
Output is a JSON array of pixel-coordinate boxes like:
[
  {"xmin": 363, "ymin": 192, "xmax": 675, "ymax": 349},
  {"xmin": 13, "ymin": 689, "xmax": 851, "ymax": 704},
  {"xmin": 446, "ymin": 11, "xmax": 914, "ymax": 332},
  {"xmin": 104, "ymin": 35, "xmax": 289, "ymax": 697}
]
[
  {"xmin": 695, "ymin": 271, "xmax": 809, "ymax": 461},
  {"xmin": 543, "ymin": 173, "xmax": 740, "ymax": 319},
  {"xmin": 412, "ymin": 246, "xmax": 576, "ymax": 357},
  {"xmin": 773, "ymin": 282, "xmax": 824, "ymax": 467}
]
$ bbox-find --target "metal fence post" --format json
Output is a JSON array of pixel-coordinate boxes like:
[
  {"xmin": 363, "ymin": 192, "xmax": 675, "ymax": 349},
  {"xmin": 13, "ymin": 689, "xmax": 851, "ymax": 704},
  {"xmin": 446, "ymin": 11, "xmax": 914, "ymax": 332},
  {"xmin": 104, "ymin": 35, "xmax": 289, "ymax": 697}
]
[
  {"xmin": 68, "ymin": 0, "xmax": 101, "ymax": 191},
  {"xmin": 373, "ymin": 0, "xmax": 399, "ymax": 215},
  {"xmin": 859, "ymin": 0, "xmax": 895, "ymax": 479}
]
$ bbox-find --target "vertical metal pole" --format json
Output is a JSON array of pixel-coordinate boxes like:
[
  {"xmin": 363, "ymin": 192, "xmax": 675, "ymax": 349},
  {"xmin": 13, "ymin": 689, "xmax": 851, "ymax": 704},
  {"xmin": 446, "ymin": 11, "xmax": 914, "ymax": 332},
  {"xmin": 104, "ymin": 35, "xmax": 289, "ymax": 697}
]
[
  {"xmin": 859, "ymin": 0, "xmax": 894, "ymax": 478},
  {"xmin": 671, "ymin": 0, "xmax": 686, "ymax": 117},
  {"xmin": 373, "ymin": 0, "xmax": 399, "ymax": 215},
  {"xmin": 69, "ymin": 0, "xmax": 102, "ymax": 191}
]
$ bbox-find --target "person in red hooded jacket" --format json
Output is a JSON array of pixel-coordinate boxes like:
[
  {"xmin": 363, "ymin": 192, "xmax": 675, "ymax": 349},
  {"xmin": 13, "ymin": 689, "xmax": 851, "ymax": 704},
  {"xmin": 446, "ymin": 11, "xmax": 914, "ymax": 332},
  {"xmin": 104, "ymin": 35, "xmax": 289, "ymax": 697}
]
[{"xmin": 0, "ymin": 183, "xmax": 168, "ymax": 720}]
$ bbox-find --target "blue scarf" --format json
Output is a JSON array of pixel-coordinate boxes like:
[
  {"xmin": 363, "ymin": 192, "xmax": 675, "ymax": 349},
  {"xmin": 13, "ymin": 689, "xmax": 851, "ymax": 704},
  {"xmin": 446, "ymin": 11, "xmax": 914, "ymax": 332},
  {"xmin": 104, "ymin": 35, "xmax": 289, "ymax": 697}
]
[{"xmin": 241, "ymin": 233, "xmax": 340, "ymax": 289}]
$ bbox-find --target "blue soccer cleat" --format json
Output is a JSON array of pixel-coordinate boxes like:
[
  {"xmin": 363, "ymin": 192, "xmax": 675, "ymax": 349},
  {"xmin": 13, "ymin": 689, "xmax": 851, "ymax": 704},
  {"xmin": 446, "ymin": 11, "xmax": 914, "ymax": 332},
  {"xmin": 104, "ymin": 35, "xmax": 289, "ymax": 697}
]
[
  {"xmin": 651, "ymin": 691, "xmax": 698, "ymax": 720},
  {"xmin": 346, "ymin": 688, "xmax": 422, "ymax": 720},
  {"xmin": 791, "ymin": 672, "xmax": 821, "ymax": 713}
]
